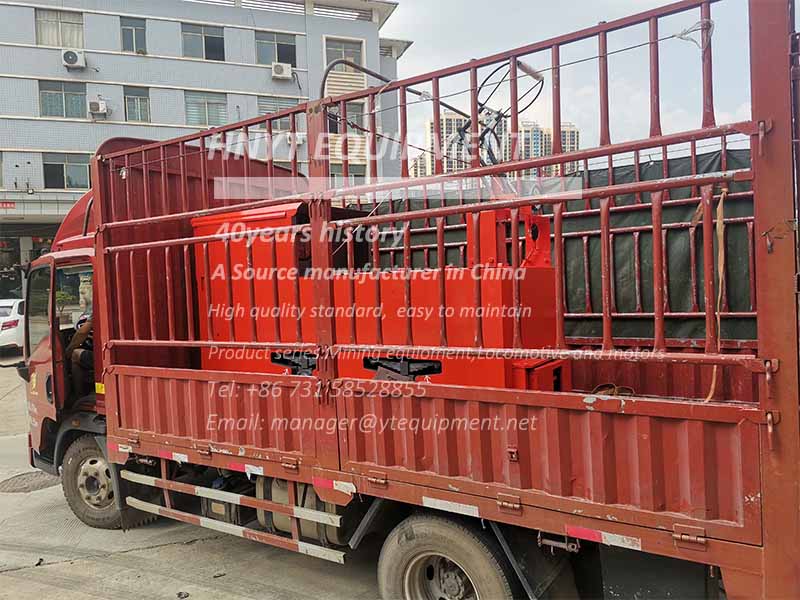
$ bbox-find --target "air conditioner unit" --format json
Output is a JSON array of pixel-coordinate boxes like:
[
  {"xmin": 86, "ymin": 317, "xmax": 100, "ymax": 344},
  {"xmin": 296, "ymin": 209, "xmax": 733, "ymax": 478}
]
[
  {"xmin": 271, "ymin": 62, "xmax": 293, "ymax": 80},
  {"xmin": 62, "ymin": 49, "xmax": 86, "ymax": 69},
  {"xmin": 88, "ymin": 99, "xmax": 109, "ymax": 116}
]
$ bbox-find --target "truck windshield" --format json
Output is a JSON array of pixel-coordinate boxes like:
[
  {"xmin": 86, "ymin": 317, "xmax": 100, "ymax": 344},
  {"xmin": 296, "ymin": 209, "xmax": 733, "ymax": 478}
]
[{"xmin": 55, "ymin": 266, "xmax": 93, "ymax": 331}]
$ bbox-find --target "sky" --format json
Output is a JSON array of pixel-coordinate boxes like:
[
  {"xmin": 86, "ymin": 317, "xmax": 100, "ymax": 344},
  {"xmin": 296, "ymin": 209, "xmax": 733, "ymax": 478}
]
[{"xmin": 379, "ymin": 0, "xmax": 754, "ymax": 159}]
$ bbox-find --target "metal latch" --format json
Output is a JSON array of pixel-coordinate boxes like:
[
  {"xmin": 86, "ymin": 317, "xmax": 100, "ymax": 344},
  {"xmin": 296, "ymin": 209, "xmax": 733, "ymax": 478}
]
[
  {"xmin": 673, "ymin": 524, "xmax": 707, "ymax": 550},
  {"xmin": 281, "ymin": 457, "xmax": 299, "ymax": 471},
  {"xmin": 366, "ymin": 471, "xmax": 388, "ymax": 487},
  {"xmin": 126, "ymin": 436, "xmax": 140, "ymax": 448},
  {"xmin": 497, "ymin": 493, "xmax": 522, "ymax": 512}
]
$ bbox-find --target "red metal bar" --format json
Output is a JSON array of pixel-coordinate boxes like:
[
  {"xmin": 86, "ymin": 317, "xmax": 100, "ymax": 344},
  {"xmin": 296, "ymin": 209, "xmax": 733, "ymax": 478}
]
[
  {"xmin": 224, "ymin": 238, "xmax": 235, "ymax": 341},
  {"xmin": 436, "ymin": 217, "xmax": 447, "ymax": 346},
  {"xmin": 403, "ymin": 223, "xmax": 413, "ymax": 346},
  {"xmin": 246, "ymin": 240, "xmax": 257, "ymax": 342},
  {"xmin": 179, "ymin": 142, "xmax": 188, "ymax": 213},
  {"xmin": 700, "ymin": 1, "xmax": 716, "ymax": 128},
  {"xmin": 582, "ymin": 236, "xmax": 593, "ymax": 314},
  {"xmin": 199, "ymin": 137, "xmax": 209, "ymax": 209},
  {"xmin": 510, "ymin": 207, "xmax": 522, "ymax": 348},
  {"xmin": 270, "ymin": 239, "xmax": 282, "ymax": 343},
  {"xmin": 747, "ymin": 221, "xmax": 756, "ymax": 311},
  {"xmin": 330, "ymin": 343, "xmax": 760, "ymax": 369},
  {"xmin": 159, "ymin": 146, "xmax": 168, "ymax": 215},
  {"xmin": 598, "ymin": 31, "xmax": 611, "ymax": 147},
  {"xmin": 371, "ymin": 225, "xmax": 383, "ymax": 345},
  {"xmin": 114, "ymin": 253, "xmax": 125, "ymax": 340},
  {"xmin": 609, "ymin": 233, "xmax": 618, "ymax": 312},
  {"xmin": 651, "ymin": 191, "xmax": 666, "ymax": 350},
  {"xmin": 509, "ymin": 58, "xmax": 520, "ymax": 163},
  {"xmin": 123, "ymin": 154, "xmax": 132, "ymax": 220},
  {"xmin": 165, "ymin": 246, "xmax": 176, "ymax": 341},
  {"xmin": 146, "ymin": 249, "xmax": 157, "ymax": 339},
  {"xmin": 399, "ymin": 86, "xmax": 409, "ymax": 178},
  {"xmin": 469, "ymin": 66, "xmax": 480, "ymax": 168},
  {"xmin": 142, "ymin": 150, "xmax": 151, "ymax": 216},
  {"xmin": 266, "ymin": 119, "xmax": 276, "ymax": 201},
  {"xmin": 701, "ymin": 185, "xmax": 717, "ymax": 352},
  {"xmin": 551, "ymin": 45, "xmax": 563, "ymax": 156},
  {"xmin": 599, "ymin": 199, "xmax": 613, "ymax": 349},
  {"xmin": 432, "ymin": 77, "xmax": 444, "ymax": 176},
  {"xmin": 649, "ymin": 17, "xmax": 663, "ymax": 137},
  {"xmin": 289, "ymin": 113, "xmax": 299, "ymax": 185},
  {"xmin": 339, "ymin": 100, "xmax": 350, "ymax": 183},
  {"xmin": 346, "ymin": 234, "xmax": 357, "ymax": 344},
  {"xmin": 633, "ymin": 232, "xmax": 643, "ymax": 312},
  {"xmin": 242, "ymin": 126, "xmax": 251, "ymax": 202},
  {"xmin": 368, "ymin": 94, "xmax": 378, "ymax": 182},
  {"xmin": 130, "ymin": 251, "xmax": 141, "ymax": 340},
  {"xmin": 470, "ymin": 212, "xmax": 483, "ymax": 347},
  {"xmin": 747, "ymin": 0, "xmax": 799, "ymax": 592},
  {"xmin": 183, "ymin": 246, "xmax": 195, "ymax": 342},
  {"xmin": 202, "ymin": 243, "xmax": 213, "ymax": 341}
]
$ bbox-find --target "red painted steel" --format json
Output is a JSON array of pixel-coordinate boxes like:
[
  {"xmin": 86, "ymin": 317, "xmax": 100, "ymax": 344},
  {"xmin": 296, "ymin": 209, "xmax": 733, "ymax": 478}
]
[{"xmin": 79, "ymin": 0, "xmax": 799, "ymax": 595}]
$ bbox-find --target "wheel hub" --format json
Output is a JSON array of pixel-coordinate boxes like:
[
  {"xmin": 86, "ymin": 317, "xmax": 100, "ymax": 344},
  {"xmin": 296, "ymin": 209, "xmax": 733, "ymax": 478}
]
[
  {"xmin": 76, "ymin": 456, "xmax": 114, "ymax": 509},
  {"xmin": 406, "ymin": 553, "xmax": 477, "ymax": 600},
  {"xmin": 440, "ymin": 566, "xmax": 469, "ymax": 600}
]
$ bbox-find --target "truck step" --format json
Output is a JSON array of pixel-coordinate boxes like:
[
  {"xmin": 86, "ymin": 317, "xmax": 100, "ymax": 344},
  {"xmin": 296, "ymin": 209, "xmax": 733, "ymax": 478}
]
[
  {"xmin": 120, "ymin": 469, "xmax": 342, "ymax": 527},
  {"xmin": 126, "ymin": 496, "xmax": 346, "ymax": 564}
]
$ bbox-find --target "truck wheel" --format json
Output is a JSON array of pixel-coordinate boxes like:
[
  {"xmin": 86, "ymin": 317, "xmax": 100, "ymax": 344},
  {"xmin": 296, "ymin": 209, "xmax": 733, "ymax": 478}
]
[
  {"xmin": 62, "ymin": 435, "xmax": 123, "ymax": 529},
  {"xmin": 378, "ymin": 514, "xmax": 518, "ymax": 600}
]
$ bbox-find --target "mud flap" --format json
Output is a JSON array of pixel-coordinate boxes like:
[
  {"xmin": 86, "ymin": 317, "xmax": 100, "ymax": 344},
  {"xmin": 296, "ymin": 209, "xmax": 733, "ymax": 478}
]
[{"xmin": 94, "ymin": 434, "xmax": 139, "ymax": 531}]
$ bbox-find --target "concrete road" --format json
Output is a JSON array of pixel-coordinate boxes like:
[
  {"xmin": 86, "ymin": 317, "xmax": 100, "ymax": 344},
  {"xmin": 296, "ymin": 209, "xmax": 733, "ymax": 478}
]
[{"xmin": 0, "ymin": 350, "xmax": 381, "ymax": 599}]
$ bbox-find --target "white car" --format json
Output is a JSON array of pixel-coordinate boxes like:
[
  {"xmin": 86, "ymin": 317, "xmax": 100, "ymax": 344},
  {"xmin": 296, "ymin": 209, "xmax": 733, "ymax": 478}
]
[{"xmin": 0, "ymin": 299, "xmax": 24, "ymax": 352}]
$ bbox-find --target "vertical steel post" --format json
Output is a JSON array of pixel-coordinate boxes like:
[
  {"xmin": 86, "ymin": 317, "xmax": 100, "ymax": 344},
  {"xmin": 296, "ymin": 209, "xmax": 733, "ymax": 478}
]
[{"xmin": 744, "ymin": 0, "xmax": 800, "ymax": 596}]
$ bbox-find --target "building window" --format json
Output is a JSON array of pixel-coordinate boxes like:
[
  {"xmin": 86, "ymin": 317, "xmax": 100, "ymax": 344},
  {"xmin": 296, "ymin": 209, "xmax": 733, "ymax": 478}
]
[
  {"xmin": 330, "ymin": 163, "xmax": 366, "ymax": 186},
  {"xmin": 182, "ymin": 24, "xmax": 225, "ymax": 61},
  {"xmin": 328, "ymin": 102, "xmax": 365, "ymax": 134},
  {"xmin": 258, "ymin": 96, "xmax": 299, "ymax": 131},
  {"xmin": 124, "ymin": 87, "xmax": 150, "ymax": 122},
  {"xmin": 325, "ymin": 38, "xmax": 363, "ymax": 72},
  {"xmin": 185, "ymin": 91, "xmax": 227, "ymax": 127},
  {"xmin": 43, "ymin": 153, "xmax": 91, "ymax": 190},
  {"xmin": 36, "ymin": 9, "xmax": 83, "ymax": 47},
  {"xmin": 39, "ymin": 81, "xmax": 86, "ymax": 119},
  {"xmin": 256, "ymin": 31, "xmax": 297, "ymax": 66},
  {"xmin": 121, "ymin": 17, "xmax": 147, "ymax": 54}
]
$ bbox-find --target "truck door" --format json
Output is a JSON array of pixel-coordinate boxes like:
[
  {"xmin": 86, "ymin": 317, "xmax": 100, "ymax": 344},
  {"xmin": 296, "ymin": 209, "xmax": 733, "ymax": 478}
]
[{"xmin": 25, "ymin": 264, "xmax": 56, "ymax": 450}]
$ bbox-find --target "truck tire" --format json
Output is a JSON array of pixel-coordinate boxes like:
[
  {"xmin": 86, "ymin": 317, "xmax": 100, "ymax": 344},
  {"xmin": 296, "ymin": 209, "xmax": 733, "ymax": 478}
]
[
  {"xmin": 61, "ymin": 435, "xmax": 125, "ymax": 529},
  {"xmin": 378, "ymin": 514, "xmax": 518, "ymax": 600}
]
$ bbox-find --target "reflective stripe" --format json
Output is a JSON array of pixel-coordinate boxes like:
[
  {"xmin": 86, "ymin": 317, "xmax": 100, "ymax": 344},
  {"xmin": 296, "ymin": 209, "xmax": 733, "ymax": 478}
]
[
  {"xmin": 298, "ymin": 541, "xmax": 346, "ymax": 564},
  {"xmin": 566, "ymin": 526, "xmax": 642, "ymax": 551},
  {"xmin": 422, "ymin": 496, "xmax": 480, "ymax": 518}
]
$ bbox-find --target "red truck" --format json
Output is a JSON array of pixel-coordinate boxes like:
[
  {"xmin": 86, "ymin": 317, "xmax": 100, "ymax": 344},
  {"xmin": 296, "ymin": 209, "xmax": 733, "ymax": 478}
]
[{"xmin": 17, "ymin": 0, "xmax": 800, "ymax": 597}]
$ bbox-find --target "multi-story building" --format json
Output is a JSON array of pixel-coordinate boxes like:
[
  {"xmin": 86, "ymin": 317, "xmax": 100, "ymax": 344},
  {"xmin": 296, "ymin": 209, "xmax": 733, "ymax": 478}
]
[
  {"xmin": 503, "ymin": 120, "xmax": 581, "ymax": 177},
  {"xmin": 415, "ymin": 112, "xmax": 578, "ymax": 179},
  {"xmin": 0, "ymin": 0, "xmax": 410, "ymax": 283}
]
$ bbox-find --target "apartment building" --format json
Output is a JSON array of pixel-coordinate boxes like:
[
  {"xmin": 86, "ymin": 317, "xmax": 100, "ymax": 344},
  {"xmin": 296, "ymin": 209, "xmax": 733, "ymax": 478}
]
[
  {"xmin": 0, "ymin": 0, "xmax": 410, "ymax": 281},
  {"xmin": 415, "ymin": 112, "xmax": 579, "ymax": 179}
]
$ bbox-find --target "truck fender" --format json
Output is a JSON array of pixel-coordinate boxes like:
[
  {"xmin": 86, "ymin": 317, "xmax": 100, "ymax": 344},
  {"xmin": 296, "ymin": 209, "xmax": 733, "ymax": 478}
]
[{"xmin": 53, "ymin": 411, "xmax": 107, "ymax": 472}]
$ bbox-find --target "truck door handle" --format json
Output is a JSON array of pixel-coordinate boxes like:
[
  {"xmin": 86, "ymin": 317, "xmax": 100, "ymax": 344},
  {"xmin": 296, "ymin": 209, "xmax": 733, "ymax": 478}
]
[{"xmin": 45, "ymin": 375, "xmax": 53, "ymax": 402}]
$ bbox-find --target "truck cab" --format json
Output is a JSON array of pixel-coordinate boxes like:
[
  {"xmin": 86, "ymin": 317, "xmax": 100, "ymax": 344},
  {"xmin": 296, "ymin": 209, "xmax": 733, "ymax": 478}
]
[{"xmin": 22, "ymin": 188, "xmax": 99, "ymax": 478}]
